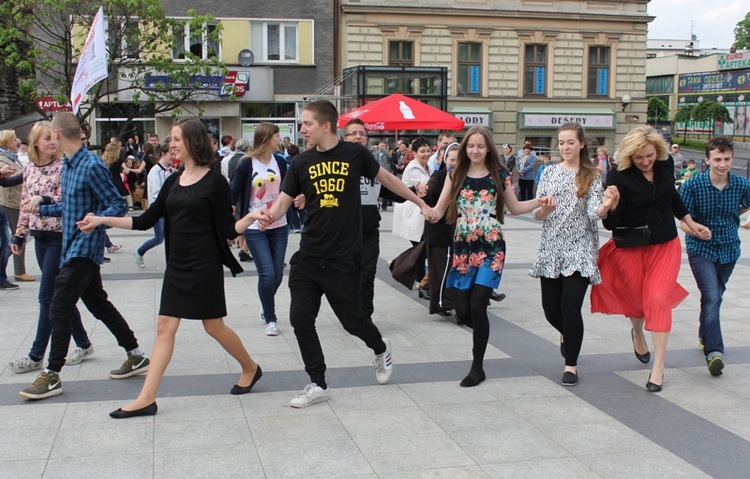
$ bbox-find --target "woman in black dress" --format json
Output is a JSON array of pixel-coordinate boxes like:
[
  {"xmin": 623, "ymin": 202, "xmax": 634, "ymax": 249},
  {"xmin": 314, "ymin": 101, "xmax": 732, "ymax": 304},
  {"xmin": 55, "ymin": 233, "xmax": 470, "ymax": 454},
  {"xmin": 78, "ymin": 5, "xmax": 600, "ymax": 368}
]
[{"xmin": 78, "ymin": 119, "xmax": 263, "ymax": 418}]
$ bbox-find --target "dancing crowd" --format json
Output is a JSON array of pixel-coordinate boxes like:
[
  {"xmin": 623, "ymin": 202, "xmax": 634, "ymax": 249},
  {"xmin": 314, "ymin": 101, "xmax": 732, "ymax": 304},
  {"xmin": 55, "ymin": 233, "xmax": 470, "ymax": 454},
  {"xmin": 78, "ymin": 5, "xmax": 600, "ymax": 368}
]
[{"xmin": 1, "ymin": 100, "xmax": 748, "ymax": 419}]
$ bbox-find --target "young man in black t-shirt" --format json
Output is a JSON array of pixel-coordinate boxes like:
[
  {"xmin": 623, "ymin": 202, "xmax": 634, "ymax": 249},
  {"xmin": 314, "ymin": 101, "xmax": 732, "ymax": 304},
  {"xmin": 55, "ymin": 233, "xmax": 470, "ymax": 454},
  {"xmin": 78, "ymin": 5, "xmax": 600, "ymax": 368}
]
[{"xmin": 256, "ymin": 100, "xmax": 432, "ymax": 408}]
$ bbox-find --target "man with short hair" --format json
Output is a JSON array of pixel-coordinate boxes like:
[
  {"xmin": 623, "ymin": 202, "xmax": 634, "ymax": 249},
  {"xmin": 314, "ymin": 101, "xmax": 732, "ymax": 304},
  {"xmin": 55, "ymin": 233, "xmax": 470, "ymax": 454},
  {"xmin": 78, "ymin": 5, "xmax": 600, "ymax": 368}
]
[
  {"xmin": 427, "ymin": 131, "xmax": 456, "ymax": 173},
  {"xmin": 256, "ymin": 100, "xmax": 432, "ymax": 408},
  {"xmin": 282, "ymin": 136, "xmax": 292, "ymax": 157},
  {"xmin": 679, "ymin": 136, "xmax": 750, "ymax": 377},
  {"xmin": 148, "ymin": 133, "xmax": 160, "ymax": 156},
  {"xmin": 19, "ymin": 112, "xmax": 149, "ymax": 400}
]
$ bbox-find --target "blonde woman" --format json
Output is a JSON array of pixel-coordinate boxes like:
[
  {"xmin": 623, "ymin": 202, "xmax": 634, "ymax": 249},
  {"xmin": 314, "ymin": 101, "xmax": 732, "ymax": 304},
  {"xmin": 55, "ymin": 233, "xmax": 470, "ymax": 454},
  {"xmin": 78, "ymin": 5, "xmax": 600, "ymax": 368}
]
[
  {"xmin": 8, "ymin": 122, "xmax": 94, "ymax": 373},
  {"xmin": 592, "ymin": 126, "xmax": 709, "ymax": 392}
]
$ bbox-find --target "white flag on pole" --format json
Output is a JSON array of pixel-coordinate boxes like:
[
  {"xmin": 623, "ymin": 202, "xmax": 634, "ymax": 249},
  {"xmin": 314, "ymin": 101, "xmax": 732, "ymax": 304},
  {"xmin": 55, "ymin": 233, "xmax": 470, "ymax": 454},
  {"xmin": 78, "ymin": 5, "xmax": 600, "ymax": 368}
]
[{"xmin": 71, "ymin": 6, "xmax": 108, "ymax": 114}]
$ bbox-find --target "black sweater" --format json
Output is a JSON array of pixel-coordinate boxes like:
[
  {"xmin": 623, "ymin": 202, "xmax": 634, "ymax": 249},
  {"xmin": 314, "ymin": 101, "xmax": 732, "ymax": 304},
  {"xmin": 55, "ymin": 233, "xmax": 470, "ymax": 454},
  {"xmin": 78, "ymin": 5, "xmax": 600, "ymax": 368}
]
[{"xmin": 603, "ymin": 156, "xmax": 689, "ymax": 245}]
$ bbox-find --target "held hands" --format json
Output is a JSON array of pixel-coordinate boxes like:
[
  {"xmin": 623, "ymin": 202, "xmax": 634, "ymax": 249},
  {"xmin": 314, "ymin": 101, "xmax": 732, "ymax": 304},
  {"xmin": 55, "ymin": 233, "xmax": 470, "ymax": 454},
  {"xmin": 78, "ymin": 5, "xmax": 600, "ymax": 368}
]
[
  {"xmin": 20, "ymin": 195, "xmax": 43, "ymax": 214},
  {"xmin": 691, "ymin": 223, "xmax": 712, "ymax": 240},
  {"xmin": 254, "ymin": 207, "xmax": 274, "ymax": 230},
  {"xmin": 602, "ymin": 186, "xmax": 620, "ymax": 210},
  {"xmin": 415, "ymin": 181, "xmax": 428, "ymax": 198},
  {"xmin": 293, "ymin": 194, "xmax": 305, "ymax": 210},
  {"xmin": 741, "ymin": 221, "xmax": 750, "ymax": 231},
  {"xmin": 538, "ymin": 195, "xmax": 557, "ymax": 213},
  {"xmin": 76, "ymin": 213, "xmax": 104, "ymax": 234},
  {"xmin": 11, "ymin": 244, "xmax": 21, "ymax": 255},
  {"xmin": 422, "ymin": 204, "xmax": 439, "ymax": 223}
]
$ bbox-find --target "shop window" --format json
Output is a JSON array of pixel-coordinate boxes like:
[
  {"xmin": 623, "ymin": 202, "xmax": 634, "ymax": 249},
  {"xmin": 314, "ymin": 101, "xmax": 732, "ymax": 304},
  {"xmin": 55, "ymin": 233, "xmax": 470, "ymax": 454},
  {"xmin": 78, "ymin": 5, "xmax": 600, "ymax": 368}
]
[
  {"xmin": 523, "ymin": 44, "xmax": 547, "ymax": 96},
  {"xmin": 457, "ymin": 42, "xmax": 482, "ymax": 95},
  {"xmin": 588, "ymin": 46, "xmax": 610, "ymax": 97},
  {"xmin": 389, "ymin": 41, "xmax": 413, "ymax": 67},
  {"xmin": 251, "ymin": 22, "xmax": 298, "ymax": 62},
  {"xmin": 172, "ymin": 21, "xmax": 220, "ymax": 60}
]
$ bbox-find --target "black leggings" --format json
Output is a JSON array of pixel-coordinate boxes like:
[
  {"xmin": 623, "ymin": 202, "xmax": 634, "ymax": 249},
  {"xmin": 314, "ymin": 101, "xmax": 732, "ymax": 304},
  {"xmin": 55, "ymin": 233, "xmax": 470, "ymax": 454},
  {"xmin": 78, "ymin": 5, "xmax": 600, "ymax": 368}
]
[
  {"xmin": 540, "ymin": 272, "xmax": 589, "ymax": 367},
  {"xmin": 453, "ymin": 285, "xmax": 493, "ymax": 373}
]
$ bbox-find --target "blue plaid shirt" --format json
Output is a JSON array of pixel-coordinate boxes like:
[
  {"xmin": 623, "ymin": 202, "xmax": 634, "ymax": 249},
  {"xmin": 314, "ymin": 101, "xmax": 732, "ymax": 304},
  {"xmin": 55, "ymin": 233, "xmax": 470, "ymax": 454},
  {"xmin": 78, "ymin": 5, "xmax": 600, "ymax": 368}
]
[
  {"xmin": 40, "ymin": 145, "xmax": 127, "ymax": 267},
  {"xmin": 679, "ymin": 171, "xmax": 750, "ymax": 264}
]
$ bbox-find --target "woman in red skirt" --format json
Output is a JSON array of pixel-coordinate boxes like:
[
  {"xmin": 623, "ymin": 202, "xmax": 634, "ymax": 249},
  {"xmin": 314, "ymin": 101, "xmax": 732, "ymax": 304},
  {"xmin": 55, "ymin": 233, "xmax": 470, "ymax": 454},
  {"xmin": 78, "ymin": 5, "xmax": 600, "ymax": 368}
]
[{"xmin": 591, "ymin": 126, "xmax": 710, "ymax": 392}]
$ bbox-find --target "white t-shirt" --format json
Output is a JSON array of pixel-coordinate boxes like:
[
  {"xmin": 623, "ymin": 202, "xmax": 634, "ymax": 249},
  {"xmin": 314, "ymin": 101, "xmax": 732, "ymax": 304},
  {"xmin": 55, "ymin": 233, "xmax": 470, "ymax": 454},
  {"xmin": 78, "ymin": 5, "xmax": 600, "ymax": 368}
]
[{"xmin": 247, "ymin": 156, "xmax": 287, "ymax": 230}]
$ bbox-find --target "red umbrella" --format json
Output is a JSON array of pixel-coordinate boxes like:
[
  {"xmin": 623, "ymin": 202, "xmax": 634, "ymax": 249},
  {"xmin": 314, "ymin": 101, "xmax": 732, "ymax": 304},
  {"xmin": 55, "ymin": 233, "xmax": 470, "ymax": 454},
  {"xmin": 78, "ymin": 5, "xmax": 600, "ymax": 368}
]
[{"xmin": 337, "ymin": 93, "xmax": 465, "ymax": 132}]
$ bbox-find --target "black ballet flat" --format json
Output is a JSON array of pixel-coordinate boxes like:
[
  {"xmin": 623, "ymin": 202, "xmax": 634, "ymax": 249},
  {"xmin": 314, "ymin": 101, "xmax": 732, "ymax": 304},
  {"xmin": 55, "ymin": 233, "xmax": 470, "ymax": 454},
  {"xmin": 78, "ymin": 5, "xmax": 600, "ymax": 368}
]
[
  {"xmin": 110, "ymin": 402, "xmax": 157, "ymax": 419},
  {"xmin": 646, "ymin": 372, "xmax": 663, "ymax": 393},
  {"xmin": 460, "ymin": 370, "xmax": 486, "ymax": 387},
  {"xmin": 231, "ymin": 365, "xmax": 263, "ymax": 395},
  {"xmin": 437, "ymin": 309, "xmax": 452, "ymax": 317},
  {"xmin": 631, "ymin": 329, "xmax": 651, "ymax": 364},
  {"xmin": 562, "ymin": 371, "xmax": 578, "ymax": 386},
  {"xmin": 418, "ymin": 286, "xmax": 430, "ymax": 300}
]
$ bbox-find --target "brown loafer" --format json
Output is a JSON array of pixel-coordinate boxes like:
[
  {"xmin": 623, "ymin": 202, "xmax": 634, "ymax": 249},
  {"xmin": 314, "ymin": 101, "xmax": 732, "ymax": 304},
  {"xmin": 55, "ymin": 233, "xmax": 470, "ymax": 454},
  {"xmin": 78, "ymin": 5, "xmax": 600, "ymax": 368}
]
[{"xmin": 14, "ymin": 274, "xmax": 35, "ymax": 282}]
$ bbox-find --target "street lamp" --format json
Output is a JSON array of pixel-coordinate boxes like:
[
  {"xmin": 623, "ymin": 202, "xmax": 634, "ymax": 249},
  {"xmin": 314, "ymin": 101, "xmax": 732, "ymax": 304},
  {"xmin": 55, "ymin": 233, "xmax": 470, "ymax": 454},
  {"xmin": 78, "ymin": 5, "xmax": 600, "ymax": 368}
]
[{"xmin": 621, "ymin": 94, "xmax": 632, "ymax": 112}]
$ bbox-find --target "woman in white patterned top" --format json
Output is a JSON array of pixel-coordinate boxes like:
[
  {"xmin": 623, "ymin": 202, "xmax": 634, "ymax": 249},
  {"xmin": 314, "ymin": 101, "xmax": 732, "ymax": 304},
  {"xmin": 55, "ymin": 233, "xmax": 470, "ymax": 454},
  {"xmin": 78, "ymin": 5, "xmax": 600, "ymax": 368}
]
[{"xmin": 529, "ymin": 122, "xmax": 619, "ymax": 386}]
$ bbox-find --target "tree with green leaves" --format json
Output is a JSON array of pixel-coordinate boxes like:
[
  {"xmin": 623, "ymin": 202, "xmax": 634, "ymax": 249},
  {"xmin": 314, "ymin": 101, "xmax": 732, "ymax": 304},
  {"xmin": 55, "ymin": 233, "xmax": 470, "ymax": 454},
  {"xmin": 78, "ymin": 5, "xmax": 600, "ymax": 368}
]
[
  {"xmin": 0, "ymin": 0, "xmax": 227, "ymax": 137},
  {"xmin": 693, "ymin": 100, "xmax": 733, "ymax": 136},
  {"xmin": 734, "ymin": 11, "xmax": 750, "ymax": 50},
  {"xmin": 647, "ymin": 97, "xmax": 670, "ymax": 128},
  {"xmin": 673, "ymin": 104, "xmax": 695, "ymax": 142}
]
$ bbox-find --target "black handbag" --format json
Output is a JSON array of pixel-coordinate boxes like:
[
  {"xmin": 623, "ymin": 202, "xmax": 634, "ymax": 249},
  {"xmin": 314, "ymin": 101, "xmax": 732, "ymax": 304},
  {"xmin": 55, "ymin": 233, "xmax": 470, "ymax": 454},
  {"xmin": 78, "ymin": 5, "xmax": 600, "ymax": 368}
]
[
  {"xmin": 612, "ymin": 185, "xmax": 655, "ymax": 248},
  {"xmin": 613, "ymin": 226, "xmax": 652, "ymax": 248}
]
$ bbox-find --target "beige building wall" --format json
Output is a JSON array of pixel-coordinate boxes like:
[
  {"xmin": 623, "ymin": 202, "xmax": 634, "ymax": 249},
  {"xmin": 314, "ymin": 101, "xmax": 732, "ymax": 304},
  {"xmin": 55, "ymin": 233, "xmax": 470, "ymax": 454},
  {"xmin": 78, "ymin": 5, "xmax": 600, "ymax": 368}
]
[{"xmin": 340, "ymin": 0, "xmax": 652, "ymax": 150}]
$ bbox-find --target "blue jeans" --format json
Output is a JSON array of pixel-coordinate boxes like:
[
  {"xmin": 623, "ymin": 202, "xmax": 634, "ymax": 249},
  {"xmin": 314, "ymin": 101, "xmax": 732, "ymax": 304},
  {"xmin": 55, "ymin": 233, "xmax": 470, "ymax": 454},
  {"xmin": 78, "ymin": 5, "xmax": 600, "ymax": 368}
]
[
  {"xmin": 29, "ymin": 236, "xmax": 91, "ymax": 361},
  {"xmin": 245, "ymin": 226, "xmax": 289, "ymax": 323},
  {"xmin": 0, "ymin": 209, "xmax": 10, "ymax": 283},
  {"xmin": 688, "ymin": 253, "xmax": 736, "ymax": 359},
  {"xmin": 137, "ymin": 218, "xmax": 164, "ymax": 256},
  {"xmin": 287, "ymin": 207, "xmax": 306, "ymax": 232}
]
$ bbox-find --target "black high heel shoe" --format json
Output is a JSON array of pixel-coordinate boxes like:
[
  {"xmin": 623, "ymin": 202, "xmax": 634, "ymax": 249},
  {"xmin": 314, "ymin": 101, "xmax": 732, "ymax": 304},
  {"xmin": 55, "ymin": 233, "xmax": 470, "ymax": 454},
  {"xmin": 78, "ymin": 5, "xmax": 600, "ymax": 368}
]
[
  {"xmin": 110, "ymin": 402, "xmax": 158, "ymax": 419},
  {"xmin": 646, "ymin": 372, "xmax": 663, "ymax": 392},
  {"xmin": 631, "ymin": 329, "xmax": 651, "ymax": 364}
]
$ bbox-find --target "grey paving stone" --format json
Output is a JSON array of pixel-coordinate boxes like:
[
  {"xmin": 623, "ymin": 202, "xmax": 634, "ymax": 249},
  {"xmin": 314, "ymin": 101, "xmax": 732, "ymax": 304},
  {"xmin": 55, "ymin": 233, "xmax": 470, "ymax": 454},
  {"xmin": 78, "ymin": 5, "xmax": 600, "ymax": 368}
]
[
  {"xmin": 380, "ymin": 466, "xmax": 491, "ymax": 478},
  {"xmin": 580, "ymin": 450, "xmax": 713, "ymax": 479},
  {"xmin": 44, "ymin": 454, "xmax": 153, "ymax": 479},
  {"xmin": 0, "ymin": 460, "xmax": 47, "ymax": 479},
  {"xmin": 337, "ymin": 405, "xmax": 443, "ymax": 439},
  {"xmin": 50, "ymin": 422, "xmax": 153, "ymax": 458},
  {"xmin": 481, "ymin": 457, "xmax": 603, "ymax": 479},
  {"xmin": 154, "ymin": 445, "xmax": 262, "ymax": 479},
  {"xmin": 450, "ymin": 425, "xmax": 571, "ymax": 464},
  {"xmin": 0, "ymin": 428, "xmax": 58, "ymax": 462},
  {"xmin": 256, "ymin": 439, "xmax": 374, "ymax": 477},
  {"xmin": 327, "ymin": 384, "xmax": 417, "ymax": 411},
  {"xmin": 154, "ymin": 417, "xmax": 253, "ymax": 453},
  {"xmin": 400, "ymin": 381, "xmax": 497, "ymax": 405},
  {"xmin": 247, "ymin": 409, "xmax": 350, "ymax": 446},
  {"xmin": 355, "ymin": 432, "xmax": 475, "ymax": 473}
]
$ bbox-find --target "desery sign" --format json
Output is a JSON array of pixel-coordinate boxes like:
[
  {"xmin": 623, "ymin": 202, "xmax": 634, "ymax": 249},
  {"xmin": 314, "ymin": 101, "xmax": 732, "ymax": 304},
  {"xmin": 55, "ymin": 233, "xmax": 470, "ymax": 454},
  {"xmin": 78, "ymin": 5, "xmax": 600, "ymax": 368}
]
[{"xmin": 718, "ymin": 52, "xmax": 750, "ymax": 71}]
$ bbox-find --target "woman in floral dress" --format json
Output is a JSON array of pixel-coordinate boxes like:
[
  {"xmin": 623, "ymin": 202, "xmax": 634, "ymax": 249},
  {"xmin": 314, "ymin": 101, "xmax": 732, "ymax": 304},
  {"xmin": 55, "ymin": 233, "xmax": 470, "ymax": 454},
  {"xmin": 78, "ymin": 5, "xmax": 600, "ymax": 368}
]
[{"xmin": 433, "ymin": 126, "xmax": 547, "ymax": 387}]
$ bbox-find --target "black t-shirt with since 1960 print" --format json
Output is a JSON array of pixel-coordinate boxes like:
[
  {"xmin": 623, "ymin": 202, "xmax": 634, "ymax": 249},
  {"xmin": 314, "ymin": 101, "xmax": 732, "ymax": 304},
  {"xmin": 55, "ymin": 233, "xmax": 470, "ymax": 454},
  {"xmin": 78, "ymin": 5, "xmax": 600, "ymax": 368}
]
[{"xmin": 281, "ymin": 140, "xmax": 381, "ymax": 258}]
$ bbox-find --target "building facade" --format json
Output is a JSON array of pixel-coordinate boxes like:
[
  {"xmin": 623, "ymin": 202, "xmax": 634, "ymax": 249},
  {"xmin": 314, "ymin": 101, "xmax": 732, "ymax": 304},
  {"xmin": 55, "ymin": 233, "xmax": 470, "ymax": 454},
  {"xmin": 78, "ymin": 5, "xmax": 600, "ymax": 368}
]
[
  {"xmin": 647, "ymin": 51, "xmax": 750, "ymax": 141},
  {"xmin": 79, "ymin": 0, "xmax": 335, "ymax": 145},
  {"xmin": 339, "ymin": 0, "xmax": 652, "ymax": 153}
]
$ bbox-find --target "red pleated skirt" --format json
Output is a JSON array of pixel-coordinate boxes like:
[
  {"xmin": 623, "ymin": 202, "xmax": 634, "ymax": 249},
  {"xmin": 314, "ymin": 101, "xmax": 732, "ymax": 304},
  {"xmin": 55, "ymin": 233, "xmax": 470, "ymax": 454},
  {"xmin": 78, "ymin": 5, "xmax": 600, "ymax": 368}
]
[{"xmin": 590, "ymin": 236, "xmax": 687, "ymax": 332}]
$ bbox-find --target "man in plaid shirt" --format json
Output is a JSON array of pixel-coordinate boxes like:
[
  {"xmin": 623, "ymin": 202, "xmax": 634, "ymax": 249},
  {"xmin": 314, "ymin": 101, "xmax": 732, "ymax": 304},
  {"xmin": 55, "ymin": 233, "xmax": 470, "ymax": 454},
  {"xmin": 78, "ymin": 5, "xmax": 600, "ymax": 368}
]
[
  {"xmin": 19, "ymin": 112, "xmax": 149, "ymax": 400},
  {"xmin": 679, "ymin": 136, "xmax": 750, "ymax": 378}
]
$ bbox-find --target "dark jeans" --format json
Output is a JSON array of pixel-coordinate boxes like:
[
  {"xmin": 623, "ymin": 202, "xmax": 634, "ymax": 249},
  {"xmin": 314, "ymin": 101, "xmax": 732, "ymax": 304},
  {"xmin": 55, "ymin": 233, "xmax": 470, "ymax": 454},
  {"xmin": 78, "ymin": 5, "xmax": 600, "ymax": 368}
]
[
  {"xmin": 287, "ymin": 207, "xmax": 306, "ymax": 232},
  {"xmin": 540, "ymin": 272, "xmax": 590, "ymax": 367},
  {"xmin": 137, "ymin": 218, "xmax": 164, "ymax": 256},
  {"xmin": 688, "ymin": 254, "xmax": 736, "ymax": 358},
  {"xmin": 47, "ymin": 257, "xmax": 139, "ymax": 372},
  {"xmin": 518, "ymin": 179, "xmax": 535, "ymax": 201},
  {"xmin": 361, "ymin": 229, "xmax": 379, "ymax": 321},
  {"xmin": 29, "ymin": 237, "xmax": 91, "ymax": 360},
  {"xmin": 245, "ymin": 226, "xmax": 289, "ymax": 323},
  {"xmin": 288, "ymin": 252, "xmax": 385, "ymax": 387},
  {"xmin": 0, "ymin": 209, "xmax": 9, "ymax": 283}
]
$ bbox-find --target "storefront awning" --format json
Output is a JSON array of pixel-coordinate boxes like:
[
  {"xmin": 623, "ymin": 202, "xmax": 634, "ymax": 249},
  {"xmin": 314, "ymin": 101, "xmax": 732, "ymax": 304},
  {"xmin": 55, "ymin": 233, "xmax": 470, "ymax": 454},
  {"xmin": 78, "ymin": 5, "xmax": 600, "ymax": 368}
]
[{"xmin": 519, "ymin": 107, "xmax": 614, "ymax": 129}]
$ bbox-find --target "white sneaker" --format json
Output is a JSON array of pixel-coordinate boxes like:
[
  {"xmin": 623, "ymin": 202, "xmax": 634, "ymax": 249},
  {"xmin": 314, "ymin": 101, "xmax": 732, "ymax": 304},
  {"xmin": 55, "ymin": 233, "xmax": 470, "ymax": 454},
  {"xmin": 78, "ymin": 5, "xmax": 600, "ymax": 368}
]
[
  {"xmin": 8, "ymin": 356, "xmax": 43, "ymax": 374},
  {"xmin": 375, "ymin": 337, "xmax": 393, "ymax": 384},
  {"xmin": 107, "ymin": 244, "xmax": 122, "ymax": 253},
  {"xmin": 265, "ymin": 322, "xmax": 280, "ymax": 336},
  {"xmin": 66, "ymin": 345, "xmax": 94, "ymax": 365},
  {"xmin": 290, "ymin": 383, "xmax": 330, "ymax": 408},
  {"xmin": 134, "ymin": 251, "xmax": 145, "ymax": 268}
]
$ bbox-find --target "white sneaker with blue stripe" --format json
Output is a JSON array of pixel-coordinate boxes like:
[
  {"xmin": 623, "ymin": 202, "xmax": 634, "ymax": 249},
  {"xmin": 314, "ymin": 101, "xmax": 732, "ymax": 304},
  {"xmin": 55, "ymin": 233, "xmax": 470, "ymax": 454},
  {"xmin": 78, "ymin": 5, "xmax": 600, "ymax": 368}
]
[{"xmin": 375, "ymin": 337, "xmax": 393, "ymax": 384}]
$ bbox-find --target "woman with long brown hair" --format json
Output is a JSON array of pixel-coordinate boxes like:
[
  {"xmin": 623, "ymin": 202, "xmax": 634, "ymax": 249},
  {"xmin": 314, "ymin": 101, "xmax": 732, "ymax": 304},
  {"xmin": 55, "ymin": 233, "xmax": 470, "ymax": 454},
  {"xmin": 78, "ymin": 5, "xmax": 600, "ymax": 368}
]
[
  {"xmin": 529, "ymin": 122, "xmax": 617, "ymax": 386},
  {"xmin": 432, "ymin": 126, "xmax": 546, "ymax": 387},
  {"xmin": 230, "ymin": 122, "xmax": 290, "ymax": 336}
]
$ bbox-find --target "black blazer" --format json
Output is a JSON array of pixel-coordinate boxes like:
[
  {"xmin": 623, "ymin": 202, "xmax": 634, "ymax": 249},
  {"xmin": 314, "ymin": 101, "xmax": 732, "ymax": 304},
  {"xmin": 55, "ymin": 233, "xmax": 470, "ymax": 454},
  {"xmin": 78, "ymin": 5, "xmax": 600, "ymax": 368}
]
[
  {"xmin": 421, "ymin": 168, "xmax": 454, "ymax": 246},
  {"xmin": 603, "ymin": 155, "xmax": 689, "ymax": 245}
]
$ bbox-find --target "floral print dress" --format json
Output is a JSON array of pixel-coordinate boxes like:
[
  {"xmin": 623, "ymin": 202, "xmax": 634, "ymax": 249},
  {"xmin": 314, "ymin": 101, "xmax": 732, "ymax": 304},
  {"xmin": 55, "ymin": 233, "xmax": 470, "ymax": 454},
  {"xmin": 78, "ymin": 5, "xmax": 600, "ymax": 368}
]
[{"xmin": 447, "ymin": 172, "xmax": 508, "ymax": 290}]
